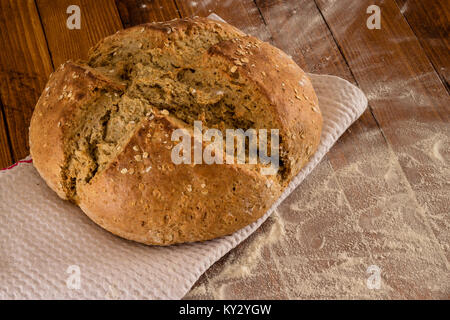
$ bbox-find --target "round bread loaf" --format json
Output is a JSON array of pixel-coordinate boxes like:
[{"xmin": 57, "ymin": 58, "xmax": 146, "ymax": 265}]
[{"xmin": 29, "ymin": 17, "xmax": 322, "ymax": 245}]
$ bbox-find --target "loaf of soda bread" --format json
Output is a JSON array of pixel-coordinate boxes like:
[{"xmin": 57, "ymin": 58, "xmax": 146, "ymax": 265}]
[{"xmin": 29, "ymin": 17, "xmax": 322, "ymax": 245}]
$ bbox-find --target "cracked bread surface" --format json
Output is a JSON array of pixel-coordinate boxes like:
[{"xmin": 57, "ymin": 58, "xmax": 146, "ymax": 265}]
[{"xmin": 29, "ymin": 17, "xmax": 322, "ymax": 245}]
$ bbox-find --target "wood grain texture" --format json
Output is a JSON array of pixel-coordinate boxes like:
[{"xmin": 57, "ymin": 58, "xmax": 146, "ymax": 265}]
[
  {"xmin": 36, "ymin": 0, "xmax": 123, "ymax": 67},
  {"xmin": 315, "ymin": 0, "xmax": 450, "ymax": 262},
  {"xmin": 256, "ymin": 0, "xmax": 354, "ymax": 79},
  {"xmin": 115, "ymin": 0, "xmax": 180, "ymax": 26},
  {"xmin": 396, "ymin": 0, "xmax": 450, "ymax": 91},
  {"xmin": 0, "ymin": 0, "xmax": 53, "ymax": 162},
  {"xmin": 0, "ymin": 103, "xmax": 13, "ymax": 168}
]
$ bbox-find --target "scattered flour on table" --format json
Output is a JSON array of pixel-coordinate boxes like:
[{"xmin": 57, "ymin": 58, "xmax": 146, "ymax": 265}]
[{"xmin": 186, "ymin": 118, "xmax": 449, "ymax": 299}]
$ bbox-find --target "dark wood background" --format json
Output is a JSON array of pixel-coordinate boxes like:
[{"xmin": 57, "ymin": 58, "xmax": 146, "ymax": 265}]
[{"xmin": 0, "ymin": 0, "xmax": 448, "ymax": 299}]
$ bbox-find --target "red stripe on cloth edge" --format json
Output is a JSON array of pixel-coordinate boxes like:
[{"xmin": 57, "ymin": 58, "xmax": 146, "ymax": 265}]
[{"xmin": 1, "ymin": 159, "xmax": 33, "ymax": 171}]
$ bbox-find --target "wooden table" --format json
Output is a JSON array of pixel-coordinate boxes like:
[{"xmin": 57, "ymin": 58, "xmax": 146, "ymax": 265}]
[{"xmin": 0, "ymin": 0, "xmax": 448, "ymax": 299}]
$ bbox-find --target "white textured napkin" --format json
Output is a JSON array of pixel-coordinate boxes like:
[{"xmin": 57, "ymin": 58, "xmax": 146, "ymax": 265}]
[{"xmin": 0, "ymin": 15, "xmax": 367, "ymax": 300}]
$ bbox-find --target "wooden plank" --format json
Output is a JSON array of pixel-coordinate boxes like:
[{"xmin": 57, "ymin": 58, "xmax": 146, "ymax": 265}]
[
  {"xmin": 255, "ymin": 0, "xmax": 415, "ymax": 221},
  {"xmin": 254, "ymin": 1, "xmax": 397, "ymax": 208},
  {"xmin": 256, "ymin": 0, "xmax": 355, "ymax": 80},
  {"xmin": 315, "ymin": 0, "xmax": 449, "ymax": 125},
  {"xmin": 115, "ymin": 0, "xmax": 180, "ymax": 27},
  {"xmin": 0, "ymin": 103, "xmax": 13, "ymax": 168},
  {"xmin": 254, "ymin": 0, "xmax": 441, "ymax": 299},
  {"xmin": 314, "ymin": 0, "xmax": 450, "ymax": 263},
  {"xmin": 36, "ymin": 0, "xmax": 123, "ymax": 68},
  {"xmin": 0, "ymin": 0, "xmax": 53, "ymax": 161},
  {"xmin": 175, "ymin": 0, "xmax": 271, "ymax": 41},
  {"xmin": 396, "ymin": 0, "xmax": 450, "ymax": 91}
]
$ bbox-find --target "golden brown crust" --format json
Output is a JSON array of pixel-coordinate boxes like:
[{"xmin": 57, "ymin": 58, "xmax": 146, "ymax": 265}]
[
  {"xmin": 206, "ymin": 36, "xmax": 322, "ymax": 180},
  {"xmin": 79, "ymin": 115, "xmax": 281, "ymax": 245},
  {"xmin": 29, "ymin": 62, "xmax": 125, "ymax": 199},
  {"xmin": 29, "ymin": 17, "xmax": 322, "ymax": 245}
]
